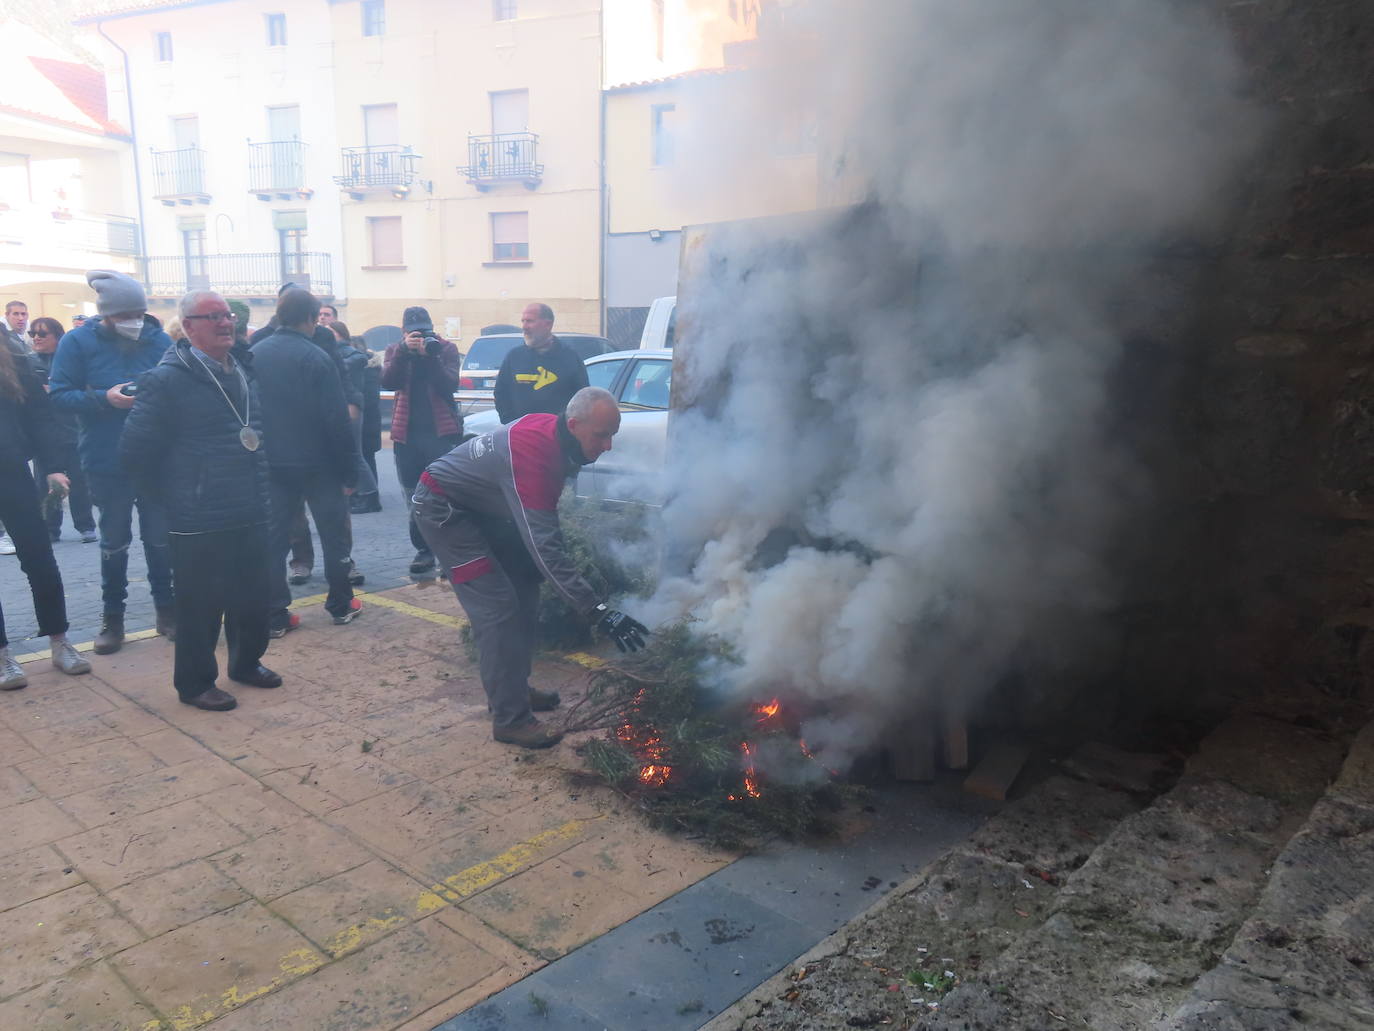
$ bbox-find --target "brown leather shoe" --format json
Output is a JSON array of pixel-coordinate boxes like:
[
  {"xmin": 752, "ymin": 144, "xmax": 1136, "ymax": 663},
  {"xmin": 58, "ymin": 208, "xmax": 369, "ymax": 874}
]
[
  {"xmin": 493, "ymin": 719, "xmax": 563, "ymax": 749},
  {"xmin": 93, "ymin": 613, "xmax": 124, "ymax": 655},
  {"xmin": 180, "ymin": 687, "xmax": 237, "ymax": 711},
  {"xmin": 229, "ymin": 665, "xmax": 282, "ymax": 689}
]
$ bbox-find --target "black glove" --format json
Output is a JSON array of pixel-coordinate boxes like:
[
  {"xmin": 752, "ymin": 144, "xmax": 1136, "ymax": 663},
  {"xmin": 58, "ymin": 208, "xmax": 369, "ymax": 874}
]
[{"xmin": 595, "ymin": 605, "xmax": 649, "ymax": 653}]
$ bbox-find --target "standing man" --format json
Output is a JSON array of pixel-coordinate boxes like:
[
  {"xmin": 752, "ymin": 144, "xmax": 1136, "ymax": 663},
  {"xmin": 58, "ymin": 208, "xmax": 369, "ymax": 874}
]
[
  {"xmin": 251, "ymin": 287, "xmax": 361, "ymax": 634},
  {"xmin": 493, "ymin": 303, "xmax": 589, "ymax": 425},
  {"xmin": 3, "ymin": 300, "xmax": 29, "ymax": 354},
  {"xmin": 382, "ymin": 306, "xmax": 462, "ymax": 576},
  {"xmin": 412, "ymin": 386, "xmax": 648, "ymax": 748},
  {"xmin": 49, "ymin": 270, "xmax": 176, "ymax": 653},
  {"xmin": 318, "ymin": 304, "xmax": 338, "ymax": 327},
  {"xmin": 120, "ymin": 291, "xmax": 277, "ymax": 711}
]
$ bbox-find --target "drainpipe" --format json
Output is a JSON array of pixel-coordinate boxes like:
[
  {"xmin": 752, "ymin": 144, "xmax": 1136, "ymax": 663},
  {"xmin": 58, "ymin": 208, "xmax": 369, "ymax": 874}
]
[
  {"xmin": 598, "ymin": 4, "xmax": 607, "ymax": 337},
  {"xmin": 96, "ymin": 20, "xmax": 150, "ymax": 286}
]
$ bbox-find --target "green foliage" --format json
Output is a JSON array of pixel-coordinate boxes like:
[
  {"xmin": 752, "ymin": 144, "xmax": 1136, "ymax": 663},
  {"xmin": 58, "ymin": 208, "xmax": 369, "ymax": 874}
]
[
  {"xmin": 570, "ymin": 623, "xmax": 859, "ymax": 850},
  {"xmin": 906, "ymin": 967, "xmax": 958, "ymax": 995},
  {"xmin": 535, "ymin": 495, "xmax": 656, "ymax": 650}
]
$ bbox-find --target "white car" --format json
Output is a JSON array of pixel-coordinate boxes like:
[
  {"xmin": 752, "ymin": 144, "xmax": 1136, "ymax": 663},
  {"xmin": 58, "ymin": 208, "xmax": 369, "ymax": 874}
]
[{"xmin": 463, "ymin": 348, "xmax": 671, "ymax": 506}]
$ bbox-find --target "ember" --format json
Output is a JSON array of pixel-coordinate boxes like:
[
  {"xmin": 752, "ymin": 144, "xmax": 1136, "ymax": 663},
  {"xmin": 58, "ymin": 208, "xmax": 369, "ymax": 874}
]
[{"xmin": 754, "ymin": 698, "xmax": 782, "ymax": 723}]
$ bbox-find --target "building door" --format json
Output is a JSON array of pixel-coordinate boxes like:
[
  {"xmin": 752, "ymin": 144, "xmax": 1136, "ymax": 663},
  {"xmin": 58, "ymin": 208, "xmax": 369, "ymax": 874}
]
[
  {"xmin": 490, "ymin": 90, "xmax": 528, "ymax": 135},
  {"xmin": 267, "ymin": 105, "xmax": 301, "ymax": 188},
  {"xmin": 362, "ymin": 104, "xmax": 399, "ymax": 183},
  {"xmin": 182, "ymin": 227, "xmax": 208, "ymax": 289},
  {"xmin": 171, "ymin": 116, "xmax": 201, "ymax": 193}
]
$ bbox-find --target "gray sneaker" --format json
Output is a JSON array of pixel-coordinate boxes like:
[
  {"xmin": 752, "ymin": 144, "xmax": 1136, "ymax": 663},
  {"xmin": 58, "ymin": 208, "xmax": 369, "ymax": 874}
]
[
  {"xmin": 51, "ymin": 641, "xmax": 92, "ymax": 676},
  {"xmin": 0, "ymin": 647, "xmax": 27, "ymax": 690}
]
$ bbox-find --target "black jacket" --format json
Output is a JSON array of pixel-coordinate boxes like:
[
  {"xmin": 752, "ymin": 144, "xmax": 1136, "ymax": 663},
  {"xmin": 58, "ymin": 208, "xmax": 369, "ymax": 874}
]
[
  {"xmin": 0, "ymin": 352, "xmax": 64, "ymax": 471},
  {"xmin": 250, "ymin": 321, "xmax": 362, "ymax": 408},
  {"xmin": 249, "ymin": 327, "xmax": 357, "ymax": 485},
  {"xmin": 493, "ymin": 337, "xmax": 590, "ymax": 424},
  {"xmin": 118, "ymin": 342, "xmax": 270, "ymax": 533},
  {"xmin": 361, "ymin": 349, "xmax": 382, "ymax": 453},
  {"xmin": 32, "ymin": 352, "xmax": 78, "ymax": 451}
]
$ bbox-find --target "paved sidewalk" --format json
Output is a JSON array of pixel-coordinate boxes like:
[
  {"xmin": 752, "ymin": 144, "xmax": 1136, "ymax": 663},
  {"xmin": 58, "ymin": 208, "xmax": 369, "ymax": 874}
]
[{"xmin": 0, "ymin": 582, "xmax": 732, "ymax": 1030}]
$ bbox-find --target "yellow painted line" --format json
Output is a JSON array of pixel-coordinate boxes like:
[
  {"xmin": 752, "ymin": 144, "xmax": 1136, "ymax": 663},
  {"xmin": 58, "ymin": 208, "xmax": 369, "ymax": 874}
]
[
  {"xmin": 140, "ymin": 817, "xmax": 596, "ymax": 1029},
  {"xmin": 358, "ymin": 590, "xmax": 467, "ymax": 629},
  {"xmin": 14, "ymin": 628, "xmax": 158, "ymax": 664},
  {"xmin": 566, "ymin": 651, "xmax": 607, "ymax": 669},
  {"xmin": 291, "ymin": 591, "xmax": 329, "ymax": 607},
  {"xmin": 432, "ymin": 817, "xmax": 592, "ymax": 902}
]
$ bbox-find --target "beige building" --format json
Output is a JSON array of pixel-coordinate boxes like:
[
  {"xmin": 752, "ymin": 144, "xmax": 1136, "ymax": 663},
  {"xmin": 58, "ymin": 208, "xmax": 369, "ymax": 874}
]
[
  {"xmin": 0, "ymin": 20, "xmax": 139, "ymax": 322},
  {"xmin": 603, "ymin": 58, "xmax": 818, "ymax": 344},
  {"xmin": 327, "ymin": 0, "xmax": 605, "ymax": 339}
]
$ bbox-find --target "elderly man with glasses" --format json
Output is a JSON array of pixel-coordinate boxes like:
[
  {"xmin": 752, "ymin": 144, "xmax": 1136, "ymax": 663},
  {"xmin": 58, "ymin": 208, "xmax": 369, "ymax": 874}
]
[{"xmin": 121, "ymin": 290, "xmax": 278, "ymax": 711}]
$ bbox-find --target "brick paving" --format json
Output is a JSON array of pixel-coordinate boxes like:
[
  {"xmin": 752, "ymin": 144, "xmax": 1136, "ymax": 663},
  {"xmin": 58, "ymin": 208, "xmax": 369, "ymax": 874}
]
[{"xmin": 0, "ymin": 572, "xmax": 733, "ymax": 1030}]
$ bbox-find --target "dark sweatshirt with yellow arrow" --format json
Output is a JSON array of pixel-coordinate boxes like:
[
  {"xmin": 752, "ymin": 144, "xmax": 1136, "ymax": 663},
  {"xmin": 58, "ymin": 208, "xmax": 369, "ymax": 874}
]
[{"xmin": 493, "ymin": 336, "xmax": 590, "ymax": 424}]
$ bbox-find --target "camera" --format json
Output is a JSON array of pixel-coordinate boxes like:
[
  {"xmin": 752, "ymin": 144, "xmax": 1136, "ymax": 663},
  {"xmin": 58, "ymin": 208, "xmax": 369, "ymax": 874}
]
[{"xmin": 120, "ymin": 384, "xmax": 137, "ymax": 397}]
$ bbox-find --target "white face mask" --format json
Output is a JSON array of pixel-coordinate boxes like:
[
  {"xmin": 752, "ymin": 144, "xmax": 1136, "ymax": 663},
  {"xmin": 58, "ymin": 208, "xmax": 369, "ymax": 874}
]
[{"xmin": 112, "ymin": 317, "xmax": 144, "ymax": 341}]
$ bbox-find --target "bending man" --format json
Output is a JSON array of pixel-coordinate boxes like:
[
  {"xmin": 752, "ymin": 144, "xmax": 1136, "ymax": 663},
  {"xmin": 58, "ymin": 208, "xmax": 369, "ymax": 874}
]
[{"xmin": 412, "ymin": 386, "xmax": 648, "ymax": 749}]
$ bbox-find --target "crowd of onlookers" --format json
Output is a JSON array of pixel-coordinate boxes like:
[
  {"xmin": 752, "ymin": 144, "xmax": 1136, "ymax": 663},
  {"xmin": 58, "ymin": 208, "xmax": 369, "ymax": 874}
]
[{"xmin": 0, "ymin": 271, "xmax": 642, "ymax": 746}]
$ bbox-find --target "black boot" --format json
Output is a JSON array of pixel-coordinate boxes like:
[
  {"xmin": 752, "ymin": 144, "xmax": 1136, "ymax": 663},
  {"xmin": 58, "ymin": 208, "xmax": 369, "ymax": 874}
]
[{"xmin": 93, "ymin": 612, "xmax": 125, "ymax": 655}]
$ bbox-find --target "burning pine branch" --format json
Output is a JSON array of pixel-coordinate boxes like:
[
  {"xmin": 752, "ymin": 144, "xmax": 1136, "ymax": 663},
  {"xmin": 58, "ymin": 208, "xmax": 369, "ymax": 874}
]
[{"xmin": 567, "ymin": 622, "xmax": 858, "ymax": 849}]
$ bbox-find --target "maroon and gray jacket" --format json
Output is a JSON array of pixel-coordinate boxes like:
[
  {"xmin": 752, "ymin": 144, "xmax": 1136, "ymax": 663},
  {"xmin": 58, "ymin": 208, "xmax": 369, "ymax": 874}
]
[
  {"xmin": 381, "ymin": 336, "xmax": 462, "ymax": 443},
  {"xmin": 416, "ymin": 412, "xmax": 600, "ymax": 616}
]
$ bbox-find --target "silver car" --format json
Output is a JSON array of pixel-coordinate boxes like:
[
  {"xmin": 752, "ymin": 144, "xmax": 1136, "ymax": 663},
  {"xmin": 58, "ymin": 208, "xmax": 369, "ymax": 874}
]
[
  {"xmin": 463, "ymin": 348, "xmax": 671, "ymax": 506},
  {"xmin": 456, "ymin": 332, "xmax": 616, "ymax": 411}
]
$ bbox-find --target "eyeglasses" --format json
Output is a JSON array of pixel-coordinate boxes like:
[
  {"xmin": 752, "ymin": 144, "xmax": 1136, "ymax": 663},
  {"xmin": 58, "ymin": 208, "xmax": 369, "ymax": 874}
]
[
  {"xmin": 185, "ymin": 312, "xmax": 236, "ymax": 322},
  {"xmin": 27, "ymin": 330, "xmax": 51, "ymax": 338}
]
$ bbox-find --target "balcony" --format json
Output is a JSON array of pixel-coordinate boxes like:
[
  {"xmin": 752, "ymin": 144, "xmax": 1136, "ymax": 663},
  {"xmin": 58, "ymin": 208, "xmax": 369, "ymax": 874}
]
[
  {"xmin": 458, "ymin": 132, "xmax": 543, "ymax": 190},
  {"xmin": 141, "ymin": 252, "xmax": 332, "ymax": 299},
  {"xmin": 249, "ymin": 140, "xmax": 311, "ymax": 199},
  {"xmin": 333, "ymin": 145, "xmax": 422, "ymax": 199},
  {"xmin": 0, "ymin": 207, "xmax": 139, "ymax": 259},
  {"xmin": 151, "ymin": 146, "xmax": 210, "ymax": 205}
]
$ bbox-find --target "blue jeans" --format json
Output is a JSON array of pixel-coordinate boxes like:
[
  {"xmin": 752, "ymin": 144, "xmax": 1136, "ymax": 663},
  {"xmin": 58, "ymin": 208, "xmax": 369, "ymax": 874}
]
[{"xmin": 87, "ymin": 472, "xmax": 175, "ymax": 615}]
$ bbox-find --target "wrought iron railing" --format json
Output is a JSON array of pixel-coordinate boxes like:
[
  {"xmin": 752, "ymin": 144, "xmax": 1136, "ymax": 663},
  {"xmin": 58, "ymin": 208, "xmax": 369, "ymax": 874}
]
[
  {"xmin": 458, "ymin": 132, "xmax": 543, "ymax": 187},
  {"xmin": 140, "ymin": 251, "xmax": 332, "ymax": 297},
  {"xmin": 249, "ymin": 140, "xmax": 308, "ymax": 193},
  {"xmin": 333, "ymin": 145, "xmax": 421, "ymax": 190},
  {"xmin": 151, "ymin": 146, "xmax": 209, "ymax": 198}
]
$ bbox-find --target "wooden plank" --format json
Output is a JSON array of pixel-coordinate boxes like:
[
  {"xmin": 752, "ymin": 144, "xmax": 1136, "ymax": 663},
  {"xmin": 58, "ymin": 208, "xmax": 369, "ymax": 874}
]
[
  {"xmin": 887, "ymin": 716, "xmax": 935, "ymax": 782},
  {"xmin": 941, "ymin": 712, "xmax": 969, "ymax": 770},
  {"xmin": 964, "ymin": 742, "xmax": 1031, "ymax": 801}
]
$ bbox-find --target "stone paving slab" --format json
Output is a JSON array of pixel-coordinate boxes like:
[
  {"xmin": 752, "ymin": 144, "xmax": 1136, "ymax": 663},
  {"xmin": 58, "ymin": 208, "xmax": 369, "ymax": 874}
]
[{"xmin": 0, "ymin": 573, "xmax": 747, "ymax": 1030}]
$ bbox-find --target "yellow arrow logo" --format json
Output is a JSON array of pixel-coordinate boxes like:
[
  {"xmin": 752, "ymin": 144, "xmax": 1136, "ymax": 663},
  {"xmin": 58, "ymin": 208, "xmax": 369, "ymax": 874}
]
[{"xmin": 515, "ymin": 366, "xmax": 558, "ymax": 390}]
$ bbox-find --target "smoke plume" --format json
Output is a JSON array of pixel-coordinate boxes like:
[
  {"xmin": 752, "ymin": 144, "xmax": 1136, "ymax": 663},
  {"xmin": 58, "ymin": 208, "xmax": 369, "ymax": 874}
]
[{"xmin": 640, "ymin": 0, "xmax": 1259, "ymax": 768}]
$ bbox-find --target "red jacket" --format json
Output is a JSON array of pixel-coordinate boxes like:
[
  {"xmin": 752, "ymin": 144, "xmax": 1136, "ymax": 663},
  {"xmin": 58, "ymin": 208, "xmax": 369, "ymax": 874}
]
[{"xmin": 381, "ymin": 336, "xmax": 462, "ymax": 443}]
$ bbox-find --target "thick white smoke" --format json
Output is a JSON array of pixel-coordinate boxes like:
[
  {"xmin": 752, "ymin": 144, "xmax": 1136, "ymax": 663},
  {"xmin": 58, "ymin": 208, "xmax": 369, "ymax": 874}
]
[{"xmin": 638, "ymin": 0, "xmax": 1259, "ymax": 767}]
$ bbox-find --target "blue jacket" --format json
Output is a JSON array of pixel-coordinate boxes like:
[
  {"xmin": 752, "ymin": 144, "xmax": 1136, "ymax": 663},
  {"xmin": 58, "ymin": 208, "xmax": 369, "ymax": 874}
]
[{"xmin": 48, "ymin": 314, "xmax": 172, "ymax": 473}]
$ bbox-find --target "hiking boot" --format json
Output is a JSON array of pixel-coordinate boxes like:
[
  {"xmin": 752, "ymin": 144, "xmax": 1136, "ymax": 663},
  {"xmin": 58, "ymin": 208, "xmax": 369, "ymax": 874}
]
[
  {"xmin": 528, "ymin": 686, "xmax": 561, "ymax": 712},
  {"xmin": 0, "ymin": 647, "xmax": 26, "ymax": 690},
  {"xmin": 332, "ymin": 598, "xmax": 363, "ymax": 625},
  {"xmin": 181, "ymin": 687, "xmax": 237, "ymax": 711},
  {"xmin": 155, "ymin": 607, "xmax": 177, "ymax": 641},
  {"xmin": 288, "ymin": 562, "xmax": 311, "ymax": 585},
  {"xmin": 350, "ymin": 492, "xmax": 382, "ymax": 514},
  {"xmin": 409, "ymin": 549, "xmax": 436, "ymax": 575},
  {"xmin": 493, "ymin": 719, "xmax": 564, "ymax": 749},
  {"xmin": 93, "ymin": 613, "xmax": 125, "ymax": 655},
  {"xmin": 51, "ymin": 640, "xmax": 91, "ymax": 676},
  {"xmin": 268, "ymin": 612, "xmax": 301, "ymax": 639}
]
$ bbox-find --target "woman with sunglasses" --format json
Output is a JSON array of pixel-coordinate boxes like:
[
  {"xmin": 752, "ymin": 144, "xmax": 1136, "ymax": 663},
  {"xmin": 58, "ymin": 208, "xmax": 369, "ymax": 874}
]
[
  {"xmin": 0, "ymin": 335, "xmax": 92, "ymax": 688},
  {"xmin": 27, "ymin": 318, "xmax": 96, "ymax": 544}
]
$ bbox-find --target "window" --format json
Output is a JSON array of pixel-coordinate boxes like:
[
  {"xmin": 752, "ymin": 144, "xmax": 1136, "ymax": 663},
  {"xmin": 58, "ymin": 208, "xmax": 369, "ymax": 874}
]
[
  {"xmin": 651, "ymin": 103, "xmax": 676, "ymax": 166},
  {"xmin": 363, "ymin": 103, "xmax": 399, "ymax": 147},
  {"xmin": 620, "ymin": 358, "xmax": 672, "ymax": 409},
  {"xmin": 155, "ymin": 31, "xmax": 173, "ymax": 62},
  {"xmin": 587, "ymin": 357, "xmax": 626, "ymax": 391},
  {"xmin": 490, "ymin": 90, "xmax": 528, "ymax": 135},
  {"xmin": 729, "ymin": 0, "xmax": 739, "ymax": 21},
  {"xmin": 493, "ymin": 0, "xmax": 517, "ymax": 20},
  {"xmin": 276, "ymin": 210, "xmax": 307, "ymax": 281},
  {"xmin": 361, "ymin": 0, "xmax": 385, "ymax": 37},
  {"xmin": 491, "ymin": 212, "xmax": 529, "ymax": 261},
  {"xmin": 652, "ymin": 0, "xmax": 665, "ymax": 61},
  {"xmin": 367, "ymin": 216, "xmax": 403, "ymax": 266},
  {"xmin": 182, "ymin": 227, "xmax": 207, "ymax": 284},
  {"xmin": 266, "ymin": 13, "xmax": 287, "ymax": 46}
]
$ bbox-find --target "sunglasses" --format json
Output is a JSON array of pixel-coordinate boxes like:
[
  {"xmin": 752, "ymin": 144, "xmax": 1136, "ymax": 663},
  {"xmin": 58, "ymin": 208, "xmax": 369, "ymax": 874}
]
[{"xmin": 27, "ymin": 330, "xmax": 52, "ymax": 338}]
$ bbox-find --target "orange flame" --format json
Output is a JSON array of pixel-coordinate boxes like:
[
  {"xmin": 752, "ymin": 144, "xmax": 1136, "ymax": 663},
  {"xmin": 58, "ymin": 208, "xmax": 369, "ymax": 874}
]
[
  {"xmin": 740, "ymin": 741, "xmax": 762, "ymax": 799},
  {"xmin": 638, "ymin": 764, "xmax": 672, "ymax": 786},
  {"xmin": 754, "ymin": 698, "xmax": 782, "ymax": 723}
]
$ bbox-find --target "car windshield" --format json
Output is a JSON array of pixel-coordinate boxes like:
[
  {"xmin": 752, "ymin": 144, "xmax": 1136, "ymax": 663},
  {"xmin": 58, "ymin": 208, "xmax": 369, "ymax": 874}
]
[{"xmin": 462, "ymin": 336, "xmax": 521, "ymax": 370}]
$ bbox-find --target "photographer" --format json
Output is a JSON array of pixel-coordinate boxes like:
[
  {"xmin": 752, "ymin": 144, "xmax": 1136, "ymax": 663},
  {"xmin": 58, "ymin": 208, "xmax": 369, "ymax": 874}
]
[{"xmin": 381, "ymin": 306, "xmax": 461, "ymax": 576}]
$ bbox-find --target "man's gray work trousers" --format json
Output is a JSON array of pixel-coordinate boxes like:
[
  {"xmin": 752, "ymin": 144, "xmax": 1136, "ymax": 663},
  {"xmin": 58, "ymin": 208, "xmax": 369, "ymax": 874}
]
[{"xmin": 412, "ymin": 490, "xmax": 541, "ymax": 730}]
